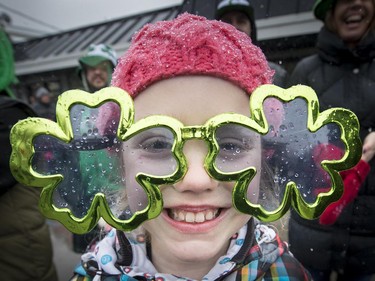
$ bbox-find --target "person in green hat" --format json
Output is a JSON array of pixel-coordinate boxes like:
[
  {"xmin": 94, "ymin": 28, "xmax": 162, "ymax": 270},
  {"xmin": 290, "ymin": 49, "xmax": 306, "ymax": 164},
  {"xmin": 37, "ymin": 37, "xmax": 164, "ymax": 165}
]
[
  {"xmin": 69, "ymin": 44, "xmax": 118, "ymax": 253},
  {"xmin": 287, "ymin": 0, "xmax": 375, "ymax": 280},
  {"xmin": 78, "ymin": 43, "xmax": 117, "ymax": 92}
]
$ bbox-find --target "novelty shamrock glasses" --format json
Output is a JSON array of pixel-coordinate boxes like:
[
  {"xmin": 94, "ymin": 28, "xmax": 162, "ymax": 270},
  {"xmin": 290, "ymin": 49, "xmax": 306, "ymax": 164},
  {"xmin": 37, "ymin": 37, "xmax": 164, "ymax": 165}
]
[{"xmin": 10, "ymin": 85, "xmax": 361, "ymax": 234}]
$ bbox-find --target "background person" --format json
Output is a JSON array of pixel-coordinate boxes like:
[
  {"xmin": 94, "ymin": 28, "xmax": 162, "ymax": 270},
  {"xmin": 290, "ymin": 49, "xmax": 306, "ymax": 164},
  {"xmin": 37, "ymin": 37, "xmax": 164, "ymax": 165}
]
[
  {"xmin": 68, "ymin": 44, "xmax": 118, "ymax": 254},
  {"xmin": 32, "ymin": 85, "xmax": 56, "ymax": 120},
  {"xmin": 0, "ymin": 25, "xmax": 58, "ymax": 281},
  {"xmin": 287, "ymin": 0, "xmax": 375, "ymax": 279},
  {"xmin": 215, "ymin": 0, "xmax": 288, "ymax": 87},
  {"xmin": 78, "ymin": 43, "xmax": 117, "ymax": 92}
]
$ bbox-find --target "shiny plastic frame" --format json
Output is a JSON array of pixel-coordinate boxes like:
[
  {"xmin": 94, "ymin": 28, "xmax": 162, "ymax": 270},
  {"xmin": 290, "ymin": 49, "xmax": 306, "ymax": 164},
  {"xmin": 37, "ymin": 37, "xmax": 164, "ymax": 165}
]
[{"xmin": 9, "ymin": 85, "xmax": 361, "ymax": 233}]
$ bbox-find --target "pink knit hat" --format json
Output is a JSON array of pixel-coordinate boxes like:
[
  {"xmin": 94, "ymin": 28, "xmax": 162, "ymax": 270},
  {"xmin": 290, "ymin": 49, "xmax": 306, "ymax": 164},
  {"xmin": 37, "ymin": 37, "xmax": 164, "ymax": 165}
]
[{"xmin": 111, "ymin": 13, "xmax": 273, "ymax": 96}]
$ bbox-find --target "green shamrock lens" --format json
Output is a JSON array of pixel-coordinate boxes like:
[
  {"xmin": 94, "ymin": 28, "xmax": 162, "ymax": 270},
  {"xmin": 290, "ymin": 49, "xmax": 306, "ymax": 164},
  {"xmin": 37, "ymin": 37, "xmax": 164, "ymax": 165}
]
[
  {"xmin": 121, "ymin": 127, "xmax": 177, "ymax": 215},
  {"xmin": 207, "ymin": 86, "xmax": 359, "ymax": 221},
  {"xmin": 10, "ymin": 85, "xmax": 362, "ymax": 232},
  {"xmin": 260, "ymin": 98, "xmax": 344, "ymax": 211},
  {"xmin": 32, "ymin": 104, "xmax": 178, "ymax": 220},
  {"xmin": 210, "ymin": 93, "xmax": 353, "ymax": 220}
]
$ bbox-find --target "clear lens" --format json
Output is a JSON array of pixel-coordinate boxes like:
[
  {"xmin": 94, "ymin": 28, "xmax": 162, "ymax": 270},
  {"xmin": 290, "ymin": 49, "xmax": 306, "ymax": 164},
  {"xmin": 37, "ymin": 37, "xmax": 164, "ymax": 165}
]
[
  {"xmin": 262, "ymin": 98, "xmax": 344, "ymax": 208},
  {"xmin": 31, "ymin": 99, "xmax": 344, "ymax": 218},
  {"xmin": 121, "ymin": 127, "xmax": 177, "ymax": 215},
  {"xmin": 214, "ymin": 98, "xmax": 344, "ymax": 211},
  {"xmin": 32, "ymin": 104, "xmax": 178, "ymax": 219},
  {"xmin": 215, "ymin": 124, "xmax": 262, "ymax": 173}
]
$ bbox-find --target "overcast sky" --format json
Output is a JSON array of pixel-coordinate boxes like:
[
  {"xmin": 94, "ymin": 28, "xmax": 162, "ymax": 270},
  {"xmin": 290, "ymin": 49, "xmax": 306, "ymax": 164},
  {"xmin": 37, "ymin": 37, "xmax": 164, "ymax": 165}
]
[{"xmin": 1, "ymin": 0, "xmax": 182, "ymax": 38}]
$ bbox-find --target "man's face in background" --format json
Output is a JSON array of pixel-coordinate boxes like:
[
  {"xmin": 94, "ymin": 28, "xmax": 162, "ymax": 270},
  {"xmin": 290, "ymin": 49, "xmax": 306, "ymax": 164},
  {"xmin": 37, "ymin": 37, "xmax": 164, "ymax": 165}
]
[
  {"xmin": 220, "ymin": 10, "xmax": 252, "ymax": 36},
  {"xmin": 85, "ymin": 60, "xmax": 111, "ymax": 91}
]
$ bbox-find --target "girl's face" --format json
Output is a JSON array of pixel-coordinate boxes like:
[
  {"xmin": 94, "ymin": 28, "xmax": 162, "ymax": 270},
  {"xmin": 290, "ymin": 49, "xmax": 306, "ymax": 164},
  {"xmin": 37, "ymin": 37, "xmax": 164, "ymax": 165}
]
[
  {"xmin": 332, "ymin": 0, "xmax": 374, "ymax": 47},
  {"xmin": 123, "ymin": 76, "xmax": 261, "ymax": 275}
]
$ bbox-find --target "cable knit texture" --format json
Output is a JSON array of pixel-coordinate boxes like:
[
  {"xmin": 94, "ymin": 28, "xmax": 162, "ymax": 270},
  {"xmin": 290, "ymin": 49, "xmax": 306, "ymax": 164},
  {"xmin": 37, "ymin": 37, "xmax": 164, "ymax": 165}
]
[{"xmin": 111, "ymin": 13, "xmax": 273, "ymax": 96}]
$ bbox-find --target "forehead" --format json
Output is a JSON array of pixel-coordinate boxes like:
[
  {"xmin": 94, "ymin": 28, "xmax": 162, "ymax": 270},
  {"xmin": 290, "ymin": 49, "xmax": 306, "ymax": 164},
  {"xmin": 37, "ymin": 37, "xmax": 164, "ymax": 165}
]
[
  {"xmin": 133, "ymin": 76, "xmax": 250, "ymax": 125},
  {"xmin": 220, "ymin": 10, "xmax": 250, "ymax": 21},
  {"xmin": 87, "ymin": 61, "xmax": 111, "ymax": 70}
]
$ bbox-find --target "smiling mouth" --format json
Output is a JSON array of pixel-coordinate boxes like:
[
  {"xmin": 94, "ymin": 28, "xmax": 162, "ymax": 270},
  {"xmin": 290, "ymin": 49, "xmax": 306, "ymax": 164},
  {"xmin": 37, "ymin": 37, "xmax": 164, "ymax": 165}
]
[
  {"xmin": 345, "ymin": 14, "xmax": 364, "ymax": 24},
  {"xmin": 167, "ymin": 208, "xmax": 221, "ymax": 223}
]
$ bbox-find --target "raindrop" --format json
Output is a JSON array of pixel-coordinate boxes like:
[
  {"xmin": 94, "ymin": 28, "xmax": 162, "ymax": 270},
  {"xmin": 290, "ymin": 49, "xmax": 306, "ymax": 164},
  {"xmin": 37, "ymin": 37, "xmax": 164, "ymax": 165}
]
[{"xmin": 279, "ymin": 125, "xmax": 287, "ymax": 131}]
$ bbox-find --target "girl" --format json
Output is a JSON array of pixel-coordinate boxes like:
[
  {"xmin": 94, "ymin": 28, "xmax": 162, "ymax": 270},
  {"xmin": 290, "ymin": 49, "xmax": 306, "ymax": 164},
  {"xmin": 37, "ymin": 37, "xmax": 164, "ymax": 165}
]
[{"xmin": 70, "ymin": 13, "xmax": 312, "ymax": 280}]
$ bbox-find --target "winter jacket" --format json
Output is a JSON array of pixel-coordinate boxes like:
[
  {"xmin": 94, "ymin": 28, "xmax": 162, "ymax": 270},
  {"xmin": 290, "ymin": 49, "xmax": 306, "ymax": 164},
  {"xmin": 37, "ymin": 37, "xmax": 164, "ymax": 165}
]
[
  {"xmin": 269, "ymin": 61, "xmax": 288, "ymax": 88},
  {"xmin": 0, "ymin": 183, "xmax": 58, "ymax": 281},
  {"xmin": 288, "ymin": 26, "xmax": 375, "ymax": 274},
  {"xmin": 70, "ymin": 220, "xmax": 311, "ymax": 281},
  {"xmin": 0, "ymin": 93, "xmax": 57, "ymax": 280},
  {"xmin": 33, "ymin": 101, "xmax": 56, "ymax": 121}
]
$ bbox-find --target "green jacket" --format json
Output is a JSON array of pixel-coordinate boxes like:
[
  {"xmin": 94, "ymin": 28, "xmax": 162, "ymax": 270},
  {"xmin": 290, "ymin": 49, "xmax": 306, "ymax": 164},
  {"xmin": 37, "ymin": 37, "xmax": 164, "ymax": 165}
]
[{"xmin": 0, "ymin": 27, "xmax": 17, "ymax": 97}]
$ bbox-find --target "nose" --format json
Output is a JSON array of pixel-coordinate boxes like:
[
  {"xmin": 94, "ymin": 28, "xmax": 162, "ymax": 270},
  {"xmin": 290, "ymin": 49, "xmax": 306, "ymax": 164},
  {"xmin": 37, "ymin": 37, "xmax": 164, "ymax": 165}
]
[
  {"xmin": 94, "ymin": 68, "xmax": 103, "ymax": 74},
  {"xmin": 173, "ymin": 140, "xmax": 219, "ymax": 193}
]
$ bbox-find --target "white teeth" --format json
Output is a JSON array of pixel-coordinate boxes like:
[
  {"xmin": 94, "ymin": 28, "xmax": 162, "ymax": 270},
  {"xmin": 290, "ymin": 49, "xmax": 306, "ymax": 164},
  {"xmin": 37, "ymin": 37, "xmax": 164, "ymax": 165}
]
[
  {"xmin": 346, "ymin": 15, "xmax": 362, "ymax": 23},
  {"xmin": 185, "ymin": 212, "xmax": 195, "ymax": 223},
  {"xmin": 178, "ymin": 212, "xmax": 185, "ymax": 221},
  {"xmin": 206, "ymin": 211, "xmax": 214, "ymax": 220},
  {"xmin": 170, "ymin": 209, "xmax": 219, "ymax": 223},
  {"xmin": 195, "ymin": 212, "xmax": 205, "ymax": 223}
]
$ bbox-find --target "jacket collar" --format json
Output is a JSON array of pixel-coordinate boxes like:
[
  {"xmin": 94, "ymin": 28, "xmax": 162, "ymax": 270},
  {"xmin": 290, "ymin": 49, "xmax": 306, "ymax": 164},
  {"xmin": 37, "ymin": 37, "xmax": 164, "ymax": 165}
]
[{"xmin": 77, "ymin": 219, "xmax": 287, "ymax": 280}]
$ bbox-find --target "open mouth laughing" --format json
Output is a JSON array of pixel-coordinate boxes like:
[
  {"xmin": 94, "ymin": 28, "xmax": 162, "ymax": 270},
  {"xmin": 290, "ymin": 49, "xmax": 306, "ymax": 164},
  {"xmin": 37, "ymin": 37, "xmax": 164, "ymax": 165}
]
[{"xmin": 345, "ymin": 14, "xmax": 364, "ymax": 24}]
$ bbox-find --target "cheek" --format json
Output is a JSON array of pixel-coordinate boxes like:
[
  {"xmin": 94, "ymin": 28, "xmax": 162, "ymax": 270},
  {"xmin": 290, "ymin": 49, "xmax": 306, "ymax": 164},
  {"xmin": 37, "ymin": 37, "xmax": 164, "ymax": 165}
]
[
  {"xmin": 221, "ymin": 150, "xmax": 261, "ymax": 203},
  {"xmin": 122, "ymin": 153, "xmax": 149, "ymax": 213},
  {"xmin": 86, "ymin": 71, "xmax": 95, "ymax": 79},
  {"xmin": 99, "ymin": 71, "xmax": 109, "ymax": 81},
  {"xmin": 125, "ymin": 172, "xmax": 149, "ymax": 213},
  {"xmin": 247, "ymin": 171, "xmax": 261, "ymax": 203}
]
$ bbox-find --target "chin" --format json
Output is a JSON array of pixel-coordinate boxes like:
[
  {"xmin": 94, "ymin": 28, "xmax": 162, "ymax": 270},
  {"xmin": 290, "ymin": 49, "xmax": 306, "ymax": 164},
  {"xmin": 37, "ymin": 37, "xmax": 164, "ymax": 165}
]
[{"xmin": 168, "ymin": 239, "xmax": 228, "ymax": 262}]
